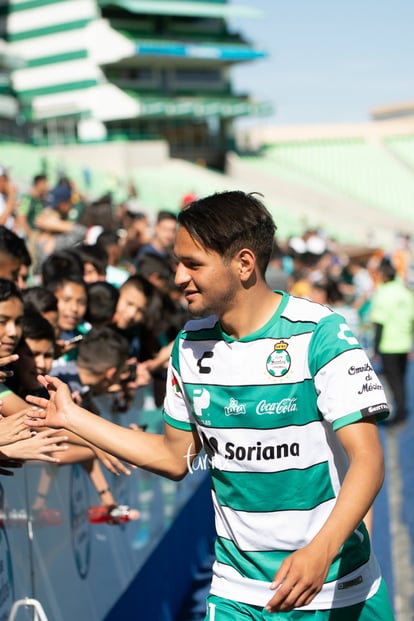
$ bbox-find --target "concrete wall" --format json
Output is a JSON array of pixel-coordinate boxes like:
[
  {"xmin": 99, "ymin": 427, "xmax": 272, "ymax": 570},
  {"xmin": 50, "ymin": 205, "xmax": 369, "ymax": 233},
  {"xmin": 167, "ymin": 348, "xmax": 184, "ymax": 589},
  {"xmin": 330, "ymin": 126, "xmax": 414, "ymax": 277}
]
[
  {"xmin": 47, "ymin": 140, "xmax": 170, "ymax": 177},
  {"xmin": 236, "ymin": 119, "xmax": 414, "ymax": 151}
]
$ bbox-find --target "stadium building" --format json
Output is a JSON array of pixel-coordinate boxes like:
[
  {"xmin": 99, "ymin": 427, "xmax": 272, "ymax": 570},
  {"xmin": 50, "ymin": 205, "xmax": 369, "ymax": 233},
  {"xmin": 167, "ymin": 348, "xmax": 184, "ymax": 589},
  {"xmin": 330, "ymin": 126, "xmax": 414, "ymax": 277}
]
[
  {"xmin": 1, "ymin": 0, "xmax": 271, "ymax": 169},
  {"xmin": 0, "ymin": 36, "xmax": 21, "ymax": 137}
]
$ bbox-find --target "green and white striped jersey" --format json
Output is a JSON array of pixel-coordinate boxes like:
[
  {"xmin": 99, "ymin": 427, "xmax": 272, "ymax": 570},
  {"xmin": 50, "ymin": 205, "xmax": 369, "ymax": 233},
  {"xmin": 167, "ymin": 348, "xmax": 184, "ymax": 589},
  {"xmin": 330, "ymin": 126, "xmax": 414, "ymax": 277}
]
[{"xmin": 163, "ymin": 292, "xmax": 389, "ymax": 609}]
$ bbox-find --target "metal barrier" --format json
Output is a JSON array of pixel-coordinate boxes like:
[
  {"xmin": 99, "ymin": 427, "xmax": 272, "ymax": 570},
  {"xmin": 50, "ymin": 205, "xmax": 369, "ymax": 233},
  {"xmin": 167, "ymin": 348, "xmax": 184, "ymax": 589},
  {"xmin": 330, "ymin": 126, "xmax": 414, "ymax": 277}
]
[{"xmin": 0, "ymin": 389, "xmax": 212, "ymax": 621}]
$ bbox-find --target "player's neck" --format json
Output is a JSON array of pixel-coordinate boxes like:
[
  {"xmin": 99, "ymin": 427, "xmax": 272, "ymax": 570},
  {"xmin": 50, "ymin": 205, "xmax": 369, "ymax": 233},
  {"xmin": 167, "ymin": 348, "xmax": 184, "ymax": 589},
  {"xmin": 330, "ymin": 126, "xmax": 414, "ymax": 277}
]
[{"xmin": 220, "ymin": 287, "xmax": 282, "ymax": 340}]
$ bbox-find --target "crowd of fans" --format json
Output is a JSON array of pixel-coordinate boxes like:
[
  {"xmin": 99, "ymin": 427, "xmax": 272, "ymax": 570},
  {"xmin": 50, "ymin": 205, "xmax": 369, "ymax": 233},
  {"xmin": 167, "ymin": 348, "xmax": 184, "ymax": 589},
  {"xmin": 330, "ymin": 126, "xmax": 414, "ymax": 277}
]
[{"xmin": 0, "ymin": 162, "xmax": 413, "ymax": 522}]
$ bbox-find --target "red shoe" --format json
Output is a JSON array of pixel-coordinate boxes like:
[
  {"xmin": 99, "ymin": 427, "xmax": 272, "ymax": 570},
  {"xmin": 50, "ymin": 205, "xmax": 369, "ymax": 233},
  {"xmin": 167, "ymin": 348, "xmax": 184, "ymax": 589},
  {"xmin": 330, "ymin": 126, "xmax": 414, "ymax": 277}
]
[
  {"xmin": 87, "ymin": 504, "xmax": 140, "ymax": 525},
  {"xmin": 32, "ymin": 507, "xmax": 63, "ymax": 526}
]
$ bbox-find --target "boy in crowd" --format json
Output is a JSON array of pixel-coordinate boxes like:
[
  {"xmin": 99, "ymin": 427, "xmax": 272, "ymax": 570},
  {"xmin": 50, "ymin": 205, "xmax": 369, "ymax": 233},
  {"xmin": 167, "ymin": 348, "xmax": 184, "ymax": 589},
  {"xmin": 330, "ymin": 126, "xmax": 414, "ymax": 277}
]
[
  {"xmin": 45, "ymin": 274, "xmax": 88, "ymax": 369},
  {"xmin": 75, "ymin": 243, "xmax": 109, "ymax": 285},
  {"xmin": 0, "ymin": 225, "xmax": 29, "ymax": 284},
  {"xmin": 0, "ymin": 278, "xmax": 68, "ymax": 467},
  {"xmin": 49, "ymin": 325, "xmax": 139, "ymax": 520},
  {"xmin": 85, "ymin": 281, "xmax": 119, "ymax": 329}
]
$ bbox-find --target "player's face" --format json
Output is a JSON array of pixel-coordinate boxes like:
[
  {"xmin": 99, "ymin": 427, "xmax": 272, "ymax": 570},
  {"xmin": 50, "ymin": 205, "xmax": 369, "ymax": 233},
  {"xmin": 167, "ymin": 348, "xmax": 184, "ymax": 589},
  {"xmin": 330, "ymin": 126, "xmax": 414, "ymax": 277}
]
[
  {"xmin": 0, "ymin": 297, "xmax": 23, "ymax": 357},
  {"xmin": 174, "ymin": 226, "xmax": 239, "ymax": 318}
]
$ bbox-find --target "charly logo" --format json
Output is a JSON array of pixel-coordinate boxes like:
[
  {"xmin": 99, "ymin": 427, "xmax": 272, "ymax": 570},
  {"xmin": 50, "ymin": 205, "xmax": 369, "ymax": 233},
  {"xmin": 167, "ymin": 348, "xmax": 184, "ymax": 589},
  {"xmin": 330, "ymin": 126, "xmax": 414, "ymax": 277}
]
[
  {"xmin": 0, "ymin": 485, "xmax": 14, "ymax": 621},
  {"xmin": 197, "ymin": 351, "xmax": 214, "ymax": 374},
  {"xmin": 70, "ymin": 464, "xmax": 91, "ymax": 580},
  {"xmin": 224, "ymin": 398, "xmax": 246, "ymax": 416},
  {"xmin": 266, "ymin": 340, "xmax": 291, "ymax": 378},
  {"xmin": 337, "ymin": 323, "xmax": 358, "ymax": 346}
]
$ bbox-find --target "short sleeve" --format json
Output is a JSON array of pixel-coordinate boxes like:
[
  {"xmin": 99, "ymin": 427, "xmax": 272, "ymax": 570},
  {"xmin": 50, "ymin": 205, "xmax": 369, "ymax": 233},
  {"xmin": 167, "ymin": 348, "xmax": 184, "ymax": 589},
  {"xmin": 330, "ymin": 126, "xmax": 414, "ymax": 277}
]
[
  {"xmin": 309, "ymin": 314, "xmax": 389, "ymax": 429},
  {"xmin": 163, "ymin": 358, "xmax": 196, "ymax": 432}
]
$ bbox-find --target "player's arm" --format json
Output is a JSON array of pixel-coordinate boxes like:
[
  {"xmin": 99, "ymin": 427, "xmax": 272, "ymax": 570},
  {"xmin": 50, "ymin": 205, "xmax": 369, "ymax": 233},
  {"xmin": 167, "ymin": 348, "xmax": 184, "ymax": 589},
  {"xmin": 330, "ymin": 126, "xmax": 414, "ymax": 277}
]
[
  {"xmin": 25, "ymin": 374, "xmax": 201, "ymax": 480},
  {"xmin": 266, "ymin": 418, "xmax": 384, "ymax": 613}
]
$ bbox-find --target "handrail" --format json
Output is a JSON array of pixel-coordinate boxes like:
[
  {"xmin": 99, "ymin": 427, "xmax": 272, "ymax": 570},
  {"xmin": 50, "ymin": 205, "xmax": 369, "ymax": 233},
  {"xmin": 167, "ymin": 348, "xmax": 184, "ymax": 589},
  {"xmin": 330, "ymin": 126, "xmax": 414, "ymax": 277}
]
[{"xmin": 8, "ymin": 597, "xmax": 49, "ymax": 621}]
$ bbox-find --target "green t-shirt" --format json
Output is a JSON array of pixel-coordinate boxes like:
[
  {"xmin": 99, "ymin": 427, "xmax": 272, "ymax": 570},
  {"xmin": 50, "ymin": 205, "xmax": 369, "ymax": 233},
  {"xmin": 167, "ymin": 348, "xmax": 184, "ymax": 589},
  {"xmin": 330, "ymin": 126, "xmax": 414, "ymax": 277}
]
[
  {"xmin": 18, "ymin": 195, "xmax": 45, "ymax": 229},
  {"xmin": 370, "ymin": 278, "xmax": 414, "ymax": 353}
]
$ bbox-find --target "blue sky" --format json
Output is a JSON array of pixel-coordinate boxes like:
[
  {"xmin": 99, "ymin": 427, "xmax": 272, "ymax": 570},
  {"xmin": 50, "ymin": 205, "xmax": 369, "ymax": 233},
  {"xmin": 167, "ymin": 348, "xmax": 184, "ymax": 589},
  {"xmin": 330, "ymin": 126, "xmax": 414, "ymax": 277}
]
[{"xmin": 228, "ymin": 0, "xmax": 414, "ymax": 126}]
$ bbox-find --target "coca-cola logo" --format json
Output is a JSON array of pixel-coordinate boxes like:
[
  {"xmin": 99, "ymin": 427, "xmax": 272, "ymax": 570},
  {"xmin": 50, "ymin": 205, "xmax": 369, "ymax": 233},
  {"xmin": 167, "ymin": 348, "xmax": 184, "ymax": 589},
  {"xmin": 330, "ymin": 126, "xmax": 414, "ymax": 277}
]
[{"xmin": 256, "ymin": 398, "xmax": 298, "ymax": 415}]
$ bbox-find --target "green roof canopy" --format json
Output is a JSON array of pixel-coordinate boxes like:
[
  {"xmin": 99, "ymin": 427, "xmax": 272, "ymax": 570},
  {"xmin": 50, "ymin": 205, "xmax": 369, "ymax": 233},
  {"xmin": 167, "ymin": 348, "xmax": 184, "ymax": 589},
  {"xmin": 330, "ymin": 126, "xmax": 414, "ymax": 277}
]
[{"xmin": 98, "ymin": 0, "xmax": 261, "ymax": 19}]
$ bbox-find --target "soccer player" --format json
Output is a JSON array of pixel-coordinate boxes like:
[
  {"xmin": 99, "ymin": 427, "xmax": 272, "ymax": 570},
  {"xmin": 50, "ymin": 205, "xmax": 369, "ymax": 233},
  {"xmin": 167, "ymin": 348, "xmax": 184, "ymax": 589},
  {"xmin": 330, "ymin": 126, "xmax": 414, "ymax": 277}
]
[{"xmin": 25, "ymin": 191, "xmax": 394, "ymax": 620}]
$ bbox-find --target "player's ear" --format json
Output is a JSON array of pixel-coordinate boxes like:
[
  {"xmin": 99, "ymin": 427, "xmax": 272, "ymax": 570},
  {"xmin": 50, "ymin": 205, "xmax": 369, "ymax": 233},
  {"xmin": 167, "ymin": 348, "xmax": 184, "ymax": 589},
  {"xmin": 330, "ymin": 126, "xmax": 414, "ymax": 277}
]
[{"xmin": 237, "ymin": 248, "xmax": 256, "ymax": 282}]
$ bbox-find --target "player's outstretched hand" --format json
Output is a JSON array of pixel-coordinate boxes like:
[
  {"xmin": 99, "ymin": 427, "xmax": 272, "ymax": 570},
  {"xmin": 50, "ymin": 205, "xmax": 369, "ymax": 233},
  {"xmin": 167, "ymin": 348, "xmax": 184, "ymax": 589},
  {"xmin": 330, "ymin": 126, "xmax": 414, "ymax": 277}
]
[{"xmin": 25, "ymin": 375, "xmax": 74, "ymax": 430}]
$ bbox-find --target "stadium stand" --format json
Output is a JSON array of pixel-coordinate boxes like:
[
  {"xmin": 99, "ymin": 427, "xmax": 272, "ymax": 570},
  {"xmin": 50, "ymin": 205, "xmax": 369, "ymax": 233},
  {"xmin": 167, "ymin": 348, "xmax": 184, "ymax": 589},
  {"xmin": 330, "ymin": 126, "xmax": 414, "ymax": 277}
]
[
  {"xmin": 259, "ymin": 138, "xmax": 414, "ymax": 222},
  {"xmin": 386, "ymin": 134, "xmax": 414, "ymax": 170}
]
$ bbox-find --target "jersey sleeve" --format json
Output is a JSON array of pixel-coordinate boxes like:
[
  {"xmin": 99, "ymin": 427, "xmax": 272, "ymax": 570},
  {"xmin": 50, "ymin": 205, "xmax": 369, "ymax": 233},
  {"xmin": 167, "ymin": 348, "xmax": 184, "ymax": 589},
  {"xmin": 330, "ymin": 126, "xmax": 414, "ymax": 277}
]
[
  {"xmin": 309, "ymin": 313, "xmax": 389, "ymax": 430},
  {"xmin": 162, "ymin": 338, "xmax": 196, "ymax": 432}
]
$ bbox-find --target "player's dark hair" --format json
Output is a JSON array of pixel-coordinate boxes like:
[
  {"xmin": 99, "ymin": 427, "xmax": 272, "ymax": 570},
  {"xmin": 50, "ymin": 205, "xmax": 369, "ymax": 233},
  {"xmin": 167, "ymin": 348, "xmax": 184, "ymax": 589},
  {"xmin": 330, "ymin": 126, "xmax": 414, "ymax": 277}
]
[{"xmin": 178, "ymin": 191, "xmax": 277, "ymax": 276}]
